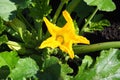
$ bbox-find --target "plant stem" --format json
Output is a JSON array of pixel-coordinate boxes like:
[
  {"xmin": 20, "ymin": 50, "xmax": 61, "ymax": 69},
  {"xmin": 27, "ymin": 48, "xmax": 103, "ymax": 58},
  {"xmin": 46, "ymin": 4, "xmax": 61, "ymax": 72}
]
[
  {"xmin": 56, "ymin": 0, "xmax": 82, "ymax": 26},
  {"xmin": 17, "ymin": 12, "xmax": 35, "ymax": 31},
  {"xmin": 73, "ymin": 41, "xmax": 120, "ymax": 54},
  {"xmin": 34, "ymin": 21, "xmax": 43, "ymax": 40},
  {"xmin": 52, "ymin": 0, "xmax": 67, "ymax": 23},
  {"xmin": 66, "ymin": 0, "xmax": 82, "ymax": 14},
  {"xmin": 80, "ymin": 7, "xmax": 98, "ymax": 35}
]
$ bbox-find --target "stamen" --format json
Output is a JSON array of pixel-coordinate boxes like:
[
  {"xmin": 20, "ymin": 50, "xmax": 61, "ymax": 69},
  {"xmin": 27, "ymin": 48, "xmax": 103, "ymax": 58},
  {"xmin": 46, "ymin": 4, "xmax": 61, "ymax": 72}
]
[{"xmin": 56, "ymin": 35, "xmax": 64, "ymax": 44}]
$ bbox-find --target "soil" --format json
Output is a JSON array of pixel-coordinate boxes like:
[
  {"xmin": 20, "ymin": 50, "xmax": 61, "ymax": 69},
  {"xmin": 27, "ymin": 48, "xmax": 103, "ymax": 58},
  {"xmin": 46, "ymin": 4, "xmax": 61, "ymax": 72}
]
[{"xmin": 84, "ymin": 22, "xmax": 120, "ymax": 44}]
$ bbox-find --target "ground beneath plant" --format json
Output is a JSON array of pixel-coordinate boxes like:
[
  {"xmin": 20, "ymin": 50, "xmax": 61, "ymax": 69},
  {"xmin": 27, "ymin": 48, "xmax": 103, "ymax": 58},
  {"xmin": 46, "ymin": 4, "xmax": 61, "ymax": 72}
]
[{"xmin": 84, "ymin": 22, "xmax": 120, "ymax": 44}]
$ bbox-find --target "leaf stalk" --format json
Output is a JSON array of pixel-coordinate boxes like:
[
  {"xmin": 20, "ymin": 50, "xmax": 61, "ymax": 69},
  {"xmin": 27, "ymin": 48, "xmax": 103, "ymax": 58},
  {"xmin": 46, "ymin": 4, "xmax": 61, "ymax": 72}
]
[
  {"xmin": 80, "ymin": 7, "xmax": 99, "ymax": 34},
  {"xmin": 73, "ymin": 41, "xmax": 120, "ymax": 54}
]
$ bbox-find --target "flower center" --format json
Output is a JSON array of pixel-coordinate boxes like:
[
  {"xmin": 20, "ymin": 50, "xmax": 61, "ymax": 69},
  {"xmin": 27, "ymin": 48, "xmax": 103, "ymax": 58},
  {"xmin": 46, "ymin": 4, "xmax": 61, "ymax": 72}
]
[{"xmin": 56, "ymin": 35, "xmax": 64, "ymax": 44}]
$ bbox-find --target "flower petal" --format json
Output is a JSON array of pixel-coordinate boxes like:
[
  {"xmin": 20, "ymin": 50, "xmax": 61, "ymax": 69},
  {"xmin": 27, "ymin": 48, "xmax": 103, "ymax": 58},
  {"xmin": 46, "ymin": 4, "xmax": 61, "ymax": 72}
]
[
  {"xmin": 62, "ymin": 10, "xmax": 75, "ymax": 33},
  {"xmin": 43, "ymin": 17, "xmax": 61, "ymax": 35},
  {"xmin": 62, "ymin": 10, "xmax": 72, "ymax": 22},
  {"xmin": 60, "ymin": 42, "xmax": 74, "ymax": 59},
  {"xmin": 72, "ymin": 35, "xmax": 90, "ymax": 44},
  {"xmin": 39, "ymin": 37, "xmax": 60, "ymax": 49}
]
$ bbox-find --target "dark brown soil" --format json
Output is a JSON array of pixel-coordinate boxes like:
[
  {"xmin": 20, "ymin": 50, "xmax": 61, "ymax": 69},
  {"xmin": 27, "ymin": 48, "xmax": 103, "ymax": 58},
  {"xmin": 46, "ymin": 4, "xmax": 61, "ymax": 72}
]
[{"xmin": 84, "ymin": 22, "xmax": 120, "ymax": 44}]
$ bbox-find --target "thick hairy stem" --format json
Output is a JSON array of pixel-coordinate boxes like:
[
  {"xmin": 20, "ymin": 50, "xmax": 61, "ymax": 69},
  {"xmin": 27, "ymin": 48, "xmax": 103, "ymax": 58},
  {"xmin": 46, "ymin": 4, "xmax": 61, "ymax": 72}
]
[{"xmin": 73, "ymin": 41, "xmax": 120, "ymax": 54}]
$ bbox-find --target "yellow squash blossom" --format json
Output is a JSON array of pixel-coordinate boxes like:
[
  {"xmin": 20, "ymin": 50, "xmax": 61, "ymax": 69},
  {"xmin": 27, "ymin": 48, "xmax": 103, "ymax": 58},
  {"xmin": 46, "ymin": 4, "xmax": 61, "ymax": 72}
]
[{"xmin": 39, "ymin": 10, "xmax": 90, "ymax": 59}]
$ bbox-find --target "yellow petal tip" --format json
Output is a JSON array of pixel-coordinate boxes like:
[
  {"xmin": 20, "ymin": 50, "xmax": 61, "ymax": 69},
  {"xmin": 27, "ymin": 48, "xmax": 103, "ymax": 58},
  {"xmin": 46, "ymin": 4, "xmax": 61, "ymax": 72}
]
[
  {"xmin": 70, "ymin": 55, "xmax": 74, "ymax": 59},
  {"xmin": 39, "ymin": 45, "xmax": 43, "ymax": 49},
  {"xmin": 68, "ymin": 51, "xmax": 75, "ymax": 59},
  {"xmin": 86, "ymin": 39, "xmax": 90, "ymax": 44}
]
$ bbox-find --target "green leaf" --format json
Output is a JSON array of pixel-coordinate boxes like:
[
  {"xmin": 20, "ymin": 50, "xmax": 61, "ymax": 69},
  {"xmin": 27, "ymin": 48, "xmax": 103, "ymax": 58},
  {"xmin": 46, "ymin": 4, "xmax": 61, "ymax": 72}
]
[
  {"xmin": 11, "ymin": 0, "xmax": 32, "ymax": 9},
  {"xmin": 9, "ymin": 18, "xmax": 26, "ymax": 33},
  {"xmin": 30, "ymin": 54, "xmax": 44, "ymax": 70},
  {"xmin": 94, "ymin": 48, "xmax": 120, "ymax": 79},
  {"xmin": 9, "ymin": 58, "xmax": 39, "ymax": 80},
  {"xmin": 29, "ymin": 0, "xmax": 52, "ymax": 21},
  {"xmin": 0, "ymin": 35, "xmax": 8, "ymax": 45},
  {"xmin": 6, "ymin": 26, "xmax": 20, "ymax": 40},
  {"xmin": 0, "ymin": 18, "xmax": 6, "ymax": 34},
  {"xmin": 84, "ymin": 0, "xmax": 116, "ymax": 11},
  {"xmin": 84, "ymin": 19, "xmax": 110, "ymax": 33},
  {"xmin": 73, "ymin": 55, "xmax": 93, "ymax": 80},
  {"xmin": 7, "ymin": 41, "xmax": 23, "ymax": 51},
  {"xmin": 39, "ymin": 56, "xmax": 72, "ymax": 80},
  {"xmin": 73, "ymin": 48, "xmax": 120, "ymax": 80},
  {"xmin": 0, "ymin": 51, "xmax": 19, "ymax": 69},
  {"xmin": 0, "ymin": 66, "xmax": 10, "ymax": 79},
  {"xmin": 73, "ymin": 20, "xmax": 79, "ymax": 35},
  {"xmin": 39, "ymin": 57, "xmax": 61, "ymax": 80},
  {"xmin": 6, "ymin": 41, "xmax": 27, "ymax": 54},
  {"xmin": 60, "ymin": 64, "xmax": 73, "ymax": 80},
  {"xmin": 9, "ymin": 18, "xmax": 30, "ymax": 42},
  {"xmin": 22, "ymin": 30, "xmax": 36, "ymax": 47},
  {"xmin": 0, "ymin": 51, "xmax": 39, "ymax": 79},
  {"xmin": 0, "ymin": 0, "xmax": 17, "ymax": 21},
  {"xmin": 82, "ymin": 55, "xmax": 93, "ymax": 68}
]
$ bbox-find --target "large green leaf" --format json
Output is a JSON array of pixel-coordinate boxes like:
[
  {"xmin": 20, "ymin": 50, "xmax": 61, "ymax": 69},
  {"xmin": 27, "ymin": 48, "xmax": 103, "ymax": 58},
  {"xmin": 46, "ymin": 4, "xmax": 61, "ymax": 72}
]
[
  {"xmin": 73, "ymin": 48, "xmax": 120, "ymax": 80},
  {"xmin": 0, "ymin": 51, "xmax": 39, "ymax": 79},
  {"xmin": 9, "ymin": 58, "xmax": 39, "ymax": 80},
  {"xmin": 84, "ymin": 0, "xmax": 116, "ymax": 11},
  {"xmin": 94, "ymin": 49, "xmax": 120, "ymax": 79},
  {"xmin": 0, "ymin": 0, "xmax": 17, "ymax": 21},
  {"xmin": 0, "ymin": 51, "xmax": 19, "ymax": 69}
]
